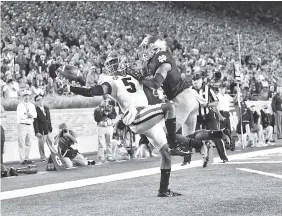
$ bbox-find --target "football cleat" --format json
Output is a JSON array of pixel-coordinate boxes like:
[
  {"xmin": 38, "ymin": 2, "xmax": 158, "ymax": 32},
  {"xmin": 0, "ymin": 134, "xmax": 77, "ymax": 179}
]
[
  {"xmin": 157, "ymin": 189, "xmax": 182, "ymax": 197},
  {"xmin": 168, "ymin": 146, "xmax": 191, "ymax": 157}
]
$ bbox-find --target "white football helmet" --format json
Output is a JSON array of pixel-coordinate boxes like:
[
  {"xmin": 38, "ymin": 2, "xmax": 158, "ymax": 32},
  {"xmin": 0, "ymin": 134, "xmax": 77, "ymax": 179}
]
[
  {"xmin": 139, "ymin": 35, "xmax": 167, "ymax": 62},
  {"xmin": 104, "ymin": 51, "xmax": 129, "ymax": 77}
]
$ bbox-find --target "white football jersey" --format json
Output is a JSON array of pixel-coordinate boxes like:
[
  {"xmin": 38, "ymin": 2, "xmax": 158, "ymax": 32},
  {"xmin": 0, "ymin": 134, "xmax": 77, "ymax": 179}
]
[{"xmin": 100, "ymin": 75, "xmax": 149, "ymax": 113}]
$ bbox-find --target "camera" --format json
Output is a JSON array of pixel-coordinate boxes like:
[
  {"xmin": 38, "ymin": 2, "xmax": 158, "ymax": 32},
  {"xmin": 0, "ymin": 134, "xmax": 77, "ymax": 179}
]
[{"xmin": 62, "ymin": 129, "xmax": 68, "ymax": 133}]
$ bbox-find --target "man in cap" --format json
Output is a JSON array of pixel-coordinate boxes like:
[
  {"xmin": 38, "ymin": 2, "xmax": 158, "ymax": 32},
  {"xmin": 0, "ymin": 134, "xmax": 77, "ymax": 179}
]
[
  {"xmin": 16, "ymin": 90, "xmax": 37, "ymax": 164},
  {"xmin": 33, "ymin": 94, "xmax": 55, "ymax": 162}
]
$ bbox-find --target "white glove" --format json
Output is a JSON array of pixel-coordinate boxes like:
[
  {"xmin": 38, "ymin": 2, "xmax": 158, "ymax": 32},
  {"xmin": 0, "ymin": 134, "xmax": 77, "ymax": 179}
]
[{"xmin": 122, "ymin": 105, "xmax": 138, "ymax": 126}]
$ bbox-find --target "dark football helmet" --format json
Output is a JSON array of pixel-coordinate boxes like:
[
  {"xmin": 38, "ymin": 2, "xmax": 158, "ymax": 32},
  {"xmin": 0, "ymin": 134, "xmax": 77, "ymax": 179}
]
[{"xmin": 139, "ymin": 35, "xmax": 167, "ymax": 62}]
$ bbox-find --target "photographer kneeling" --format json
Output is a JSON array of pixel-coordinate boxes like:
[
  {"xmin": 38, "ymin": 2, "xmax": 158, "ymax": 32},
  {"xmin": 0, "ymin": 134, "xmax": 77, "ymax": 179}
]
[{"xmin": 54, "ymin": 123, "xmax": 88, "ymax": 168}]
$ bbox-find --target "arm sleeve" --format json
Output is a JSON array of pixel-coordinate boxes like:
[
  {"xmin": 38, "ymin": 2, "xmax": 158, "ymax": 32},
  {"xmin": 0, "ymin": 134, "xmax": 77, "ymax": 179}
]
[
  {"xmin": 33, "ymin": 116, "xmax": 39, "ymax": 134},
  {"xmin": 209, "ymin": 88, "xmax": 218, "ymax": 101},
  {"xmin": 30, "ymin": 104, "xmax": 37, "ymax": 119},
  {"xmin": 70, "ymin": 82, "xmax": 112, "ymax": 97},
  {"xmin": 46, "ymin": 107, "xmax": 52, "ymax": 131},
  {"xmin": 155, "ymin": 64, "xmax": 168, "ymax": 80},
  {"xmin": 17, "ymin": 104, "xmax": 28, "ymax": 120}
]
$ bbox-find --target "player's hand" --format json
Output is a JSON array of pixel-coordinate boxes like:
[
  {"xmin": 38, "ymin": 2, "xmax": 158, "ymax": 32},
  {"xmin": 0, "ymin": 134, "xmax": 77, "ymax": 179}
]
[
  {"xmin": 219, "ymin": 115, "xmax": 226, "ymax": 121},
  {"xmin": 130, "ymin": 71, "xmax": 144, "ymax": 83},
  {"xmin": 36, "ymin": 133, "xmax": 42, "ymax": 138},
  {"xmin": 202, "ymin": 102, "xmax": 209, "ymax": 107}
]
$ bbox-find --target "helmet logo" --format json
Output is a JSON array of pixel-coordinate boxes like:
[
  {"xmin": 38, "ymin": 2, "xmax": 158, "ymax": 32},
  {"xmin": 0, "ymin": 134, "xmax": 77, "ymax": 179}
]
[{"xmin": 158, "ymin": 55, "xmax": 167, "ymax": 63}]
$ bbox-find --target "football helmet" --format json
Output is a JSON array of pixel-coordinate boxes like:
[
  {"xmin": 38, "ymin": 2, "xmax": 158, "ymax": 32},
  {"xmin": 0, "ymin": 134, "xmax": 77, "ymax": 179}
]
[
  {"xmin": 139, "ymin": 35, "xmax": 167, "ymax": 62},
  {"xmin": 104, "ymin": 51, "xmax": 129, "ymax": 77}
]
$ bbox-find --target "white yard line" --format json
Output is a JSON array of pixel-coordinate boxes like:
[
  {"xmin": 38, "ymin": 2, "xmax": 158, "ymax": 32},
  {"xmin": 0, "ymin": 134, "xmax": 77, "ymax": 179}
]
[
  {"xmin": 237, "ymin": 168, "xmax": 282, "ymax": 179},
  {"xmin": 215, "ymin": 161, "xmax": 282, "ymax": 165},
  {"xmin": 1, "ymin": 147, "xmax": 282, "ymax": 201}
]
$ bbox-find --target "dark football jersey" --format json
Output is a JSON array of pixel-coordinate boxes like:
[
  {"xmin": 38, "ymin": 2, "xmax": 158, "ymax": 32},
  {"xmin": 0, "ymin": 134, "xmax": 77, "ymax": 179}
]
[{"xmin": 146, "ymin": 51, "xmax": 190, "ymax": 100}]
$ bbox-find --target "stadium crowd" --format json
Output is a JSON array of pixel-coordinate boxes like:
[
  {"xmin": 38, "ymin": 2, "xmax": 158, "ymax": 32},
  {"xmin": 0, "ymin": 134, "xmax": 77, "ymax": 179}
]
[{"xmin": 1, "ymin": 1, "xmax": 282, "ymax": 100}]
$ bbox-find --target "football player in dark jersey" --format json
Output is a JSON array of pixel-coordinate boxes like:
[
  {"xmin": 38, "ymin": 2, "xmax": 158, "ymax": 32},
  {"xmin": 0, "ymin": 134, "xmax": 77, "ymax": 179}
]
[{"xmin": 139, "ymin": 35, "xmax": 206, "ymax": 137}]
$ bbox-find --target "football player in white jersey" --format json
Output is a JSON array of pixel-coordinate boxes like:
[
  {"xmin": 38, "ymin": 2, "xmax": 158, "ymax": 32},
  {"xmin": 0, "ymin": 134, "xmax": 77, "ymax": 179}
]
[{"xmin": 65, "ymin": 51, "xmax": 193, "ymax": 197}]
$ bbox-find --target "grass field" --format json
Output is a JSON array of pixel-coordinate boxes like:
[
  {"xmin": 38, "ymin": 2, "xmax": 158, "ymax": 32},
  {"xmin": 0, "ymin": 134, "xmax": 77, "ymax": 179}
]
[{"xmin": 1, "ymin": 145, "xmax": 282, "ymax": 216}]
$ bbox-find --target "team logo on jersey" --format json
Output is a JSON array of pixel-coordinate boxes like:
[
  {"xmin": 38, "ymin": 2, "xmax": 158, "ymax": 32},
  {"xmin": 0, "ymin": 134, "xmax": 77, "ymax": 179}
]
[{"xmin": 158, "ymin": 55, "xmax": 167, "ymax": 63}]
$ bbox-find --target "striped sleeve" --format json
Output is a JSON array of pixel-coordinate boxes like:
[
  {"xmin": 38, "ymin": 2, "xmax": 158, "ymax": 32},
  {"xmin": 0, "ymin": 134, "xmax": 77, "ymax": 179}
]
[{"xmin": 209, "ymin": 88, "xmax": 218, "ymax": 102}]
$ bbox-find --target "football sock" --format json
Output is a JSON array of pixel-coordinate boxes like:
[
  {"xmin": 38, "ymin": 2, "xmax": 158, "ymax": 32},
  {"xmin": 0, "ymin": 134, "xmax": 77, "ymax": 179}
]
[
  {"xmin": 183, "ymin": 155, "xmax": 192, "ymax": 164},
  {"xmin": 165, "ymin": 118, "xmax": 176, "ymax": 148},
  {"xmin": 159, "ymin": 169, "xmax": 171, "ymax": 193}
]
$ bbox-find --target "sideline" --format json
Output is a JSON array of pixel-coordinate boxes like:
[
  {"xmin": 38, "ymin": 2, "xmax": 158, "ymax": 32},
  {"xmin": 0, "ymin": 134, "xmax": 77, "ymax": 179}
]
[
  {"xmin": 1, "ymin": 147, "xmax": 282, "ymax": 201},
  {"xmin": 237, "ymin": 168, "xmax": 282, "ymax": 179}
]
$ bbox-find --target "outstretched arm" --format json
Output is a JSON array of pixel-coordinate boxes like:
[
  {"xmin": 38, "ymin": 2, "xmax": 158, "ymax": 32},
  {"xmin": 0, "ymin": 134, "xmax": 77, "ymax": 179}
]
[
  {"xmin": 69, "ymin": 82, "xmax": 112, "ymax": 97},
  {"xmin": 142, "ymin": 63, "xmax": 171, "ymax": 89}
]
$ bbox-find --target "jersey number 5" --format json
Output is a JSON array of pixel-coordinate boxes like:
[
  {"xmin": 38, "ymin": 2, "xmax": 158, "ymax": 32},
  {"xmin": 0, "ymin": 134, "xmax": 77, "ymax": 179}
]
[{"xmin": 122, "ymin": 77, "xmax": 136, "ymax": 93}]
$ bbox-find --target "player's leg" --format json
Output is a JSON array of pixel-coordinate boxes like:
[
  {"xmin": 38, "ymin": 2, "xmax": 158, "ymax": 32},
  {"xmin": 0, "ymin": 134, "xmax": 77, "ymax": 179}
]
[
  {"xmin": 143, "ymin": 124, "xmax": 182, "ymax": 197},
  {"xmin": 172, "ymin": 88, "xmax": 199, "ymax": 134},
  {"xmin": 207, "ymin": 118, "xmax": 228, "ymax": 162},
  {"xmin": 175, "ymin": 134, "xmax": 209, "ymax": 168},
  {"xmin": 160, "ymin": 102, "xmax": 190, "ymax": 156},
  {"xmin": 131, "ymin": 103, "xmax": 189, "ymax": 156}
]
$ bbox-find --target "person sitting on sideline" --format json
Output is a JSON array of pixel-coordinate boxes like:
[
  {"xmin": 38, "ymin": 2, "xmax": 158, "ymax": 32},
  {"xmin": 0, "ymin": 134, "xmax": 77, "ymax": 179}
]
[
  {"xmin": 54, "ymin": 123, "xmax": 88, "ymax": 168},
  {"xmin": 17, "ymin": 90, "xmax": 37, "ymax": 164}
]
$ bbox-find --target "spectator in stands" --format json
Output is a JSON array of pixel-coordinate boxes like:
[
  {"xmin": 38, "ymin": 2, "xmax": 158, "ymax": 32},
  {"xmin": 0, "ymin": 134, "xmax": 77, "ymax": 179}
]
[
  {"xmin": 38, "ymin": 54, "xmax": 48, "ymax": 74},
  {"xmin": 271, "ymin": 86, "xmax": 282, "ymax": 139},
  {"xmin": 45, "ymin": 77, "xmax": 56, "ymax": 95},
  {"xmin": 18, "ymin": 76, "xmax": 29, "ymax": 95},
  {"xmin": 259, "ymin": 82, "xmax": 270, "ymax": 101},
  {"xmin": 17, "ymin": 90, "xmax": 37, "ymax": 165},
  {"xmin": 94, "ymin": 95, "xmax": 117, "ymax": 164},
  {"xmin": 31, "ymin": 76, "xmax": 45, "ymax": 97},
  {"xmin": 260, "ymin": 104, "xmax": 275, "ymax": 145},
  {"xmin": 29, "ymin": 54, "xmax": 38, "ymax": 72},
  {"xmin": 47, "ymin": 57, "xmax": 61, "ymax": 80},
  {"xmin": 2, "ymin": 77, "xmax": 19, "ymax": 98},
  {"xmin": 86, "ymin": 67, "xmax": 98, "ymax": 87},
  {"xmin": 33, "ymin": 94, "xmax": 55, "ymax": 162},
  {"xmin": 54, "ymin": 123, "xmax": 88, "ymax": 168}
]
